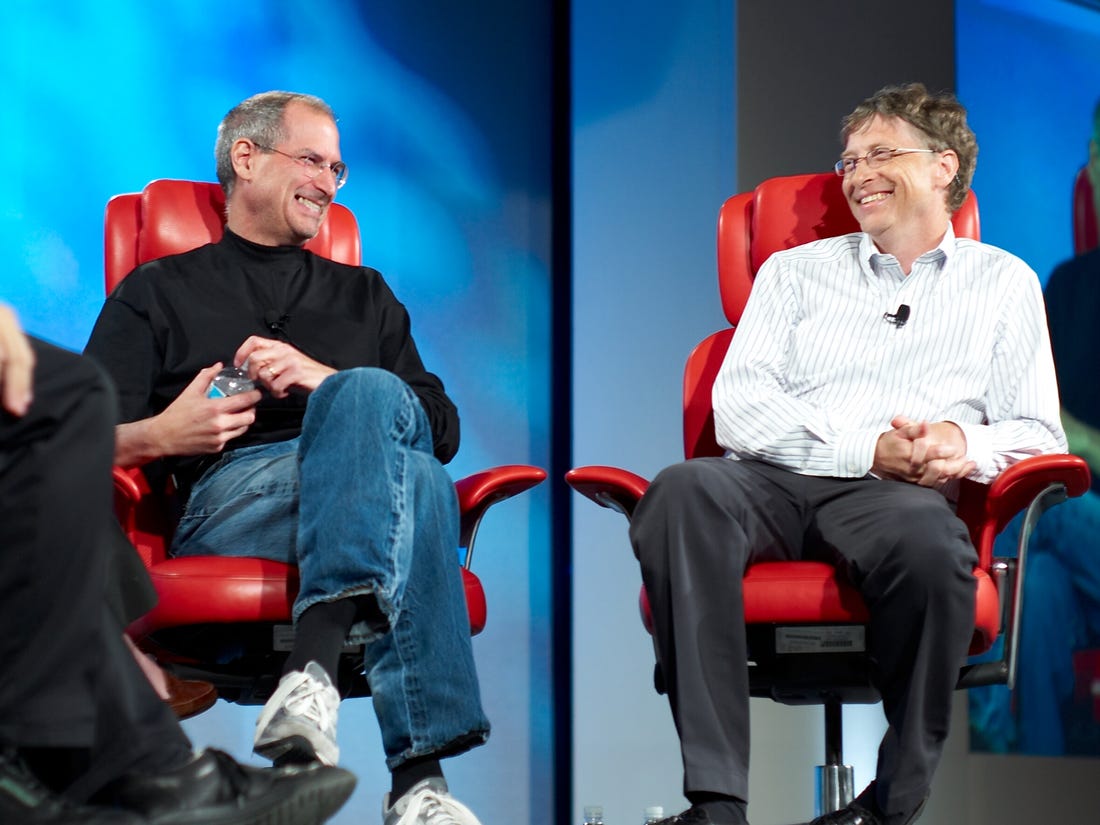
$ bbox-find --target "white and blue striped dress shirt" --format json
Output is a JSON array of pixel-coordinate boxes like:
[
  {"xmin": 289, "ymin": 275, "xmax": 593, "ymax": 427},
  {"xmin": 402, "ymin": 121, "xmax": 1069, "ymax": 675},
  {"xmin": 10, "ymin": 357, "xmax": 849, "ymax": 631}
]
[{"xmin": 712, "ymin": 224, "xmax": 1067, "ymax": 484}]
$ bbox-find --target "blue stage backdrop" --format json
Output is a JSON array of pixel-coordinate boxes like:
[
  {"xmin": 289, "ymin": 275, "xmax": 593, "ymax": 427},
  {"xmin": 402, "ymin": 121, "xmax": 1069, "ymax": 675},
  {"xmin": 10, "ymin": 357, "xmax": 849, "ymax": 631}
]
[
  {"xmin": 959, "ymin": 0, "xmax": 1100, "ymax": 760},
  {"xmin": 2, "ymin": 1, "xmax": 554, "ymax": 822}
]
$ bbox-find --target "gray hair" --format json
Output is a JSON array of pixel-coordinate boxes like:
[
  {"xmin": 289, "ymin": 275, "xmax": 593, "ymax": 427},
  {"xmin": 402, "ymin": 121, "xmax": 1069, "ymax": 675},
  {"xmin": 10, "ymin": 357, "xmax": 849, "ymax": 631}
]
[{"xmin": 215, "ymin": 91, "xmax": 336, "ymax": 196}]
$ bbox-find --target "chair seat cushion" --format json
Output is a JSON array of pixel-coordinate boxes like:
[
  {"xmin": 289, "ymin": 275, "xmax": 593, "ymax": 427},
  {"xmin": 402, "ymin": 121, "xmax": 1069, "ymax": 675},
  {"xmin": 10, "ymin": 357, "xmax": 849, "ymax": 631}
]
[
  {"xmin": 640, "ymin": 561, "xmax": 1000, "ymax": 656},
  {"xmin": 130, "ymin": 556, "xmax": 487, "ymax": 636}
]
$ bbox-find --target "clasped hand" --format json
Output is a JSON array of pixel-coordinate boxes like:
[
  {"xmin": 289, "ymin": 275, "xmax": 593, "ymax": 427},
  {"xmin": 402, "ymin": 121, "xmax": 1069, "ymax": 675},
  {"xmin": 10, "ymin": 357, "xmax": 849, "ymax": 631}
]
[
  {"xmin": 872, "ymin": 415, "xmax": 975, "ymax": 488},
  {"xmin": 150, "ymin": 337, "xmax": 335, "ymax": 458},
  {"xmin": 234, "ymin": 336, "xmax": 336, "ymax": 400}
]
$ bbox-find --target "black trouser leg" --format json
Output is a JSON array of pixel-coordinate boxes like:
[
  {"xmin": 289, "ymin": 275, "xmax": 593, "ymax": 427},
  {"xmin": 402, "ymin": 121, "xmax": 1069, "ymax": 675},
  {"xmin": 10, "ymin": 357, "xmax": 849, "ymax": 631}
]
[
  {"xmin": 630, "ymin": 458, "xmax": 806, "ymax": 800},
  {"xmin": 809, "ymin": 478, "xmax": 976, "ymax": 818},
  {"xmin": 630, "ymin": 458, "xmax": 976, "ymax": 816},
  {"xmin": 0, "ymin": 339, "xmax": 190, "ymax": 799}
]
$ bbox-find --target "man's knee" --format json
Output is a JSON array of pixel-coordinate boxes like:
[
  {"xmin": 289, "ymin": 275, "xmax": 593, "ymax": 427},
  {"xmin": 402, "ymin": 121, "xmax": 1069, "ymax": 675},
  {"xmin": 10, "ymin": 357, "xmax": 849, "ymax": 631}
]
[
  {"xmin": 879, "ymin": 497, "xmax": 976, "ymax": 597},
  {"xmin": 313, "ymin": 367, "xmax": 410, "ymax": 409},
  {"xmin": 634, "ymin": 461, "xmax": 710, "ymax": 541},
  {"xmin": 305, "ymin": 368, "xmax": 423, "ymax": 439},
  {"xmin": 631, "ymin": 458, "xmax": 754, "ymax": 564},
  {"xmin": 641, "ymin": 459, "xmax": 742, "ymax": 517}
]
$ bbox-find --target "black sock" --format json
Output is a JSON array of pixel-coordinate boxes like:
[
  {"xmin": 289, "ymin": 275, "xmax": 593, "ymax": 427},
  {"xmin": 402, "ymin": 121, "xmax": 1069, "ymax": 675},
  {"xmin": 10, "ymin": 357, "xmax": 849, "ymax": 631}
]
[
  {"xmin": 283, "ymin": 599, "xmax": 360, "ymax": 683},
  {"xmin": 390, "ymin": 756, "xmax": 443, "ymax": 803},
  {"xmin": 686, "ymin": 792, "xmax": 749, "ymax": 825}
]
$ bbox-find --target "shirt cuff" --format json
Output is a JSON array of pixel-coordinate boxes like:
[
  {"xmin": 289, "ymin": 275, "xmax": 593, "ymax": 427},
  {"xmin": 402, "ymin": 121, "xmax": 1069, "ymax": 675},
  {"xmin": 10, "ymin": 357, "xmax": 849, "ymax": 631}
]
[
  {"xmin": 834, "ymin": 429, "xmax": 881, "ymax": 477},
  {"xmin": 956, "ymin": 421, "xmax": 993, "ymax": 480}
]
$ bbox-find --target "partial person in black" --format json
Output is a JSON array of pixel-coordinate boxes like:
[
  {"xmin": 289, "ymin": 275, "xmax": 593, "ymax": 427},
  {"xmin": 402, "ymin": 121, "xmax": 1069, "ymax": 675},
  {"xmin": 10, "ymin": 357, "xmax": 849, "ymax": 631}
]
[{"xmin": 0, "ymin": 302, "xmax": 356, "ymax": 824}]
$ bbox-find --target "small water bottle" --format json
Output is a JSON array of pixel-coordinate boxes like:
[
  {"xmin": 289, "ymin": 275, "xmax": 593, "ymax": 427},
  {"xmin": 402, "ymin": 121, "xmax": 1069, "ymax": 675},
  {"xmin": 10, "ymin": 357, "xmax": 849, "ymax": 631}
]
[
  {"xmin": 207, "ymin": 365, "xmax": 255, "ymax": 398},
  {"xmin": 582, "ymin": 805, "xmax": 605, "ymax": 825},
  {"xmin": 642, "ymin": 806, "xmax": 664, "ymax": 824}
]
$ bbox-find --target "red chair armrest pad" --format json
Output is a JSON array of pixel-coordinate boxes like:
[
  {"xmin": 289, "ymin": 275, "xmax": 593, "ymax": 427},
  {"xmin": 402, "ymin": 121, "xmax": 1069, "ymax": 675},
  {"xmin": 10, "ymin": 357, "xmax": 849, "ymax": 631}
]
[
  {"xmin": 455, "ymin": 464, "xmax": 546, "ymax": 549},
  {"xmin": 565, "ymin": 465, "xmax": 650, "ymax": 518}
]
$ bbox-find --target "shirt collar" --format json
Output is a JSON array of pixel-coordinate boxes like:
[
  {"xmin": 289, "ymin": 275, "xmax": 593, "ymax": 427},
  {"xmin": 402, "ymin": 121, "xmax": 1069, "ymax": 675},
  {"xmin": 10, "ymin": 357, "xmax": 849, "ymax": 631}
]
[
  {"xmin": 857, "ymin": 222, "xmax": 956, "ymax": 278},
  {"xmin": 220, "ymin": 227, "xmax": 310, "ymax": 265}
]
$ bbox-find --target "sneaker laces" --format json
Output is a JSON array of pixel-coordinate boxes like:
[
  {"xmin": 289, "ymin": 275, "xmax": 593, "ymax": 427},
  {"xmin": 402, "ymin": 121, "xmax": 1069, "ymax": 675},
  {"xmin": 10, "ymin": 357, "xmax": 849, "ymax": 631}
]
[
  {"xmin": 282, "ymin": 673, "xmax": 337, "ymax": 732},
  {"xmin": 398, "ymin": 784, "xmax": 480, "ymax": 825}
]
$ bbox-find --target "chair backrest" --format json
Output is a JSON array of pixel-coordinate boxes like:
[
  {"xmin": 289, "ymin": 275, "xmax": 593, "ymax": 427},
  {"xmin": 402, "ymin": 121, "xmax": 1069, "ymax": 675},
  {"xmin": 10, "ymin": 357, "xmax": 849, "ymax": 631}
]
[
  {"xmin": 684, "ymin": 172, "xmax": 980, "ymax": 461},
  {"xmin": 1073, "ymin": 166, "xmax": 1098, "ymax": 256},
  {"xmin": 104, "ymin": 179, "xmax": 362, "ymax": 292}
]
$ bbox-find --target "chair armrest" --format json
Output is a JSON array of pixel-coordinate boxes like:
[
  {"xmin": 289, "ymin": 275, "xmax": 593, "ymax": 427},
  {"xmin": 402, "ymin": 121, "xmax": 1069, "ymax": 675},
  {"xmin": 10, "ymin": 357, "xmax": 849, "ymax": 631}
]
[
  {"xmin": 961, "ymin": 454, "xmax": 1092, "ymax": 564},
  {"xmin": 455, "ymin": 464, "xmax": 547, "ymax": 568},
  {"xmin": 113, "ymin": 465, "xmax": 176, "ymax": 568},
  {"xmin": 956, "ymin": 453, "xmax": 1091, "ymax": 690},
  {"xmin": 984, "ymin": 453, "xmax": 1091, "ymax": 527},
  {"xmin": 112, "ymin": 465, "xmax": 151, "ymax": 531},
  {"xmin": 564, "ymin": 465, "xmax": 651, "ymax": 520},
  {"xmin": 113, "ymin": 464, "xmax": 149, "ymax": 497}
]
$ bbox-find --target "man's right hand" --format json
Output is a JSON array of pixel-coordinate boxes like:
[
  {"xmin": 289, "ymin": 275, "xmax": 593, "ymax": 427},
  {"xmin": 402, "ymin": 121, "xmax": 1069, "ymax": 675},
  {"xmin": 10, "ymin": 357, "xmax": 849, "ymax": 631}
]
[
  {"xmin": 114, "ymin": 364, "xmax": 262, "ymax": 467},
  {"xmin": 872, "ymin": 416, "xmax": 974, "ymax": 488}
]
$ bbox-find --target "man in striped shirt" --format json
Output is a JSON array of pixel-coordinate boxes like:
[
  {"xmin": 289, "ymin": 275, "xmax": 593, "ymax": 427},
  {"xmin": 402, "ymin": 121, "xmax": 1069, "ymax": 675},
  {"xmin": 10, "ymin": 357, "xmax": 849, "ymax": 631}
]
[{"xmin": 633, "ymin": 84, "xmax": 1065, "ymax": 825}]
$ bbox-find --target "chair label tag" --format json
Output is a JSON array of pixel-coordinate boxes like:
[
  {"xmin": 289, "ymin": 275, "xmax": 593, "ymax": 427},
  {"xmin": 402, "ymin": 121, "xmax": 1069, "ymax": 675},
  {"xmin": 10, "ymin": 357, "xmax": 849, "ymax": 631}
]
[
  {"xmin": 272, "ymin": 625, "xmax": 360, "ymax": 653},
  {"xmin": 273, "ymin": 625, "xmax": 296, "ymax": 652},
  {"xmin": 775, "ymin": 626, "xmax": 866, "ymax": 654}
]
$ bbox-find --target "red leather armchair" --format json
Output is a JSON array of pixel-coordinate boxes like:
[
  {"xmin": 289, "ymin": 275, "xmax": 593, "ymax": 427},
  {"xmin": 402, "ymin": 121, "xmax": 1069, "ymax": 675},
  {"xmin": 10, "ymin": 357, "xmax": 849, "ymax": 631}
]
[
  {"xmin": 567, "ymin": 173, "xmax": 1091, "ymax": 813},
  {"xmin": 108, "ymin": 179, "xmax": 546, "ymax": 703}
]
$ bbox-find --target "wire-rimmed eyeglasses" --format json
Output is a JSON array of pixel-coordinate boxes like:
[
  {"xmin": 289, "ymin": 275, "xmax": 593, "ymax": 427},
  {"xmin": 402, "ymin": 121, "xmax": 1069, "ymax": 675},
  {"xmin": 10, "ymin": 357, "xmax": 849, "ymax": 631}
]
[
  {"xmin": 255, "ymin": 143, "xmax": 348, "ymax": 189},
  {"xmin": 834, "ymin": 147, "xmax": 936, "ymax": 177}
]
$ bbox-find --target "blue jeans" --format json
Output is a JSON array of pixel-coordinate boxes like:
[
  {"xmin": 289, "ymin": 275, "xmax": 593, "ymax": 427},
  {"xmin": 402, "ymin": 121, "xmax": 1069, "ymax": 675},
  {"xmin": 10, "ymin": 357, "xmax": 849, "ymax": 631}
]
[
  {"xmin": 969, "ymin": 490, "xmax": 1100, "ymax": 755},
  {"xmin": 171, "ymin": 367, "xmax": 489, "ymax": 767}
]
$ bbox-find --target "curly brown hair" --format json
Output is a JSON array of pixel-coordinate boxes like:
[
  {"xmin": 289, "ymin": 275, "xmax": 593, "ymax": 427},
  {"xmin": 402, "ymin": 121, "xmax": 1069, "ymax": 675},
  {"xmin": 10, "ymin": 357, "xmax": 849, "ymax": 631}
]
[{"xmin": 841, "ymin": 83, "xmax": 977, "ymax": 214}]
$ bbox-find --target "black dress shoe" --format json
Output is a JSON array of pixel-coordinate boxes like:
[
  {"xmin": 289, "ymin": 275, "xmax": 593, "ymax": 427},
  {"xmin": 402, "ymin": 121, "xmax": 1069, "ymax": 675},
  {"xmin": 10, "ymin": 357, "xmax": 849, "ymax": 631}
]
[
  {"xmin": 100, "ymin": 747, "xmax": 356, "ymax": 825},
  {"xmin": 797, "ymin": 803, "xmax": 882, "ymax": 825},
  {"xmin": 0, "ymin": 747, "xmax": 143, "ymax": 824},
  {"xmin": 655, "ymin": 807, "xmax": 713, "ymax": 824},
  {"xmin": 657, "ymin": 805, "xmax": 748, "ymax": 825},
  {"xmin": 796, "ymin": 797, "xmax": 925, "ymax": 825}
]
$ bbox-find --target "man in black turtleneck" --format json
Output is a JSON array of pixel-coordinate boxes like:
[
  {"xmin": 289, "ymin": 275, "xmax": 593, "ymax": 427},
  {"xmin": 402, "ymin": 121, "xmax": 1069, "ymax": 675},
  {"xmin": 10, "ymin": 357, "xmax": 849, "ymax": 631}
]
[{"xmin": 85, "ymin": 91, "xmax": 488, "ymax": 825}]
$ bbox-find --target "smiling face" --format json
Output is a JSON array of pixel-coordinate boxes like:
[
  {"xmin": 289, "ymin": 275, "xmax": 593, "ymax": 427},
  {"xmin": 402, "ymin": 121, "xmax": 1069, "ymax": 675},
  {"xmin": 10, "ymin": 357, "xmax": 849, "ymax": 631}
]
[
  {"xmin": 841, "ymin": 114, "xmax": 958, "ymax": 260},
  {"xmin": 226, "ymin": 101, "xmax": 342, "ymax": 247}
]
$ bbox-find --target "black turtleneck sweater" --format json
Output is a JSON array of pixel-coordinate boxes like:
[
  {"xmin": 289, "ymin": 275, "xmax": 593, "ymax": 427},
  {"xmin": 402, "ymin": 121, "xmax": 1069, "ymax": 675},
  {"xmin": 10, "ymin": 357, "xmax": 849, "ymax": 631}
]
[{"xmin": 84, "ymin": 229, "xmax": 459, "ymax": 491}]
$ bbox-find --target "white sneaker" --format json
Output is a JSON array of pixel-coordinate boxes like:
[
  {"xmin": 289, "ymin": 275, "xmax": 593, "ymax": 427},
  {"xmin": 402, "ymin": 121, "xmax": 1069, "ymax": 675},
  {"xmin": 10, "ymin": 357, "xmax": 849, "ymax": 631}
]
[
  {"xmin": 254, "ymin": 661, "xmax": 341, "ymax": 766},
  {"xmin": 383, "ymin": 777, "xmax": 483, "ymax": 825}
]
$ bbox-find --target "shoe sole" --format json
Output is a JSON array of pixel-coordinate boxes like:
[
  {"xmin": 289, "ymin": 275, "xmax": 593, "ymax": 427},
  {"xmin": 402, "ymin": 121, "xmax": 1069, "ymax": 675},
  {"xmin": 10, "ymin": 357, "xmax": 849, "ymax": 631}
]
[
  {"xmin": 255, "ymin": 734, "xmax": 331, "ymax": 768},
  {"xmin": 144, "ymin": 765, "xmax": 356, "ymax": 825}
]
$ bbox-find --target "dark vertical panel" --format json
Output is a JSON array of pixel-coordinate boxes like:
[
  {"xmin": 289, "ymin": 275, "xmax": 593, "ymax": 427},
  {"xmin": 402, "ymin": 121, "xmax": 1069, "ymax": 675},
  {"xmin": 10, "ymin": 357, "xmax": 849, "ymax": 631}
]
[
  {"xmin": 737, "ymin": 0, "xmax": 955, "ymax": 189},
  {"xmin": 551, "ymin": 3, "xmax": 573, "ymax": 825}
]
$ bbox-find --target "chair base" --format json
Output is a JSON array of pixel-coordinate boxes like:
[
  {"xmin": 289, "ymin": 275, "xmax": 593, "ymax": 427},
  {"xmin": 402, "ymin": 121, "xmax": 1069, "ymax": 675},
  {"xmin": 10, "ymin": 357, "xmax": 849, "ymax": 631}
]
[
  {"xmin": 136, "ymin": 623, "xmax": 371, "ymax": 704},
  {"xmin": 816, "ymin": 763, "xmax": 855, "ymax": 816}
]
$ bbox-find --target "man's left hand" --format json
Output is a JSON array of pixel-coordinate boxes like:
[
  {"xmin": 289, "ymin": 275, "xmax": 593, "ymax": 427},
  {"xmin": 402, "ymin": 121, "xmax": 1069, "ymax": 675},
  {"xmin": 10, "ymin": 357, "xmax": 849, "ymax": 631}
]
[{"xmin": 234, "ymin": 336, "xmax": 337, "ymax": 399}]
